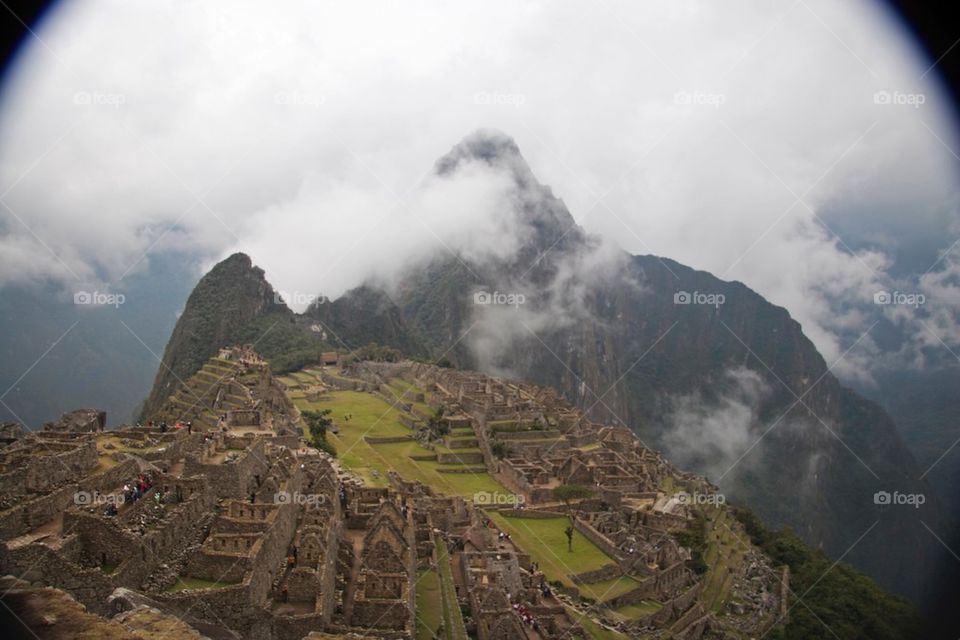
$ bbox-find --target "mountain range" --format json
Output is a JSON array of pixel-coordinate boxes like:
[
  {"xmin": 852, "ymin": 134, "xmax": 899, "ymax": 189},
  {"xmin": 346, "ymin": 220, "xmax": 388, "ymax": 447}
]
[{"xmin": 137, "ymin": 130, "xmax": 947, "ymax": 606}]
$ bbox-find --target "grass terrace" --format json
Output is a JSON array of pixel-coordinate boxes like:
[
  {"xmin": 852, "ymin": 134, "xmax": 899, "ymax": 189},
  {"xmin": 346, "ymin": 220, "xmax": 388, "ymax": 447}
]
[
  {"xmin": 434, "ymin": 537, "xmax": 468, "ymax": 640},
  {"xmin": 564, "ymin": 606, "xmax": 629, "ymax": 640},
  {"xmin": 293, "ymin": 388, "xmax": 509, "ymax": 499},
  {"xmin": 609, "ymin": 600, "xmax": 661, "ymax": 621},
  {"xmin": 487, "ymin": 419, "xmax": 543, "ymax": 433},
  {"xmin": 487, "ymin": 513, "xmax": 640, "ymax": 602},
  {"xmin": 415, "ymin": 568, "xmax": 443, "ymax": 640},
  {"xmin": 387, "ymin": 377, "xmax": 432, "ymax": 415},
  {"xmin": 95, "ymin": 434, "xmax": 166, "ymax": 471},
  {"xmin": 701, "ymin": 508, "xmax": 750, "ymax": 612}
]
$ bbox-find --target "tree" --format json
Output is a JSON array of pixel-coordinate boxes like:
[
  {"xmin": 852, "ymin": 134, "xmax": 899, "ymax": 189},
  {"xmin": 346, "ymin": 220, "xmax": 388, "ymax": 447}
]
[
  {"xmin": 552, "ymin": 484, "xmax": 593, "ymax": 515},
  {"xmin": 553, "ymin": 484, "xmax": 593, "ymax": 553},
  {"xmin": 302, "ymin": 409, "xmax": 335, "ymax": 456},
  {"xmin": 351, "ymin": 342, "xmax": 402, "ymax": 363},
  {"xmin": 427, "ymin": 406, "xmax": 448, "ymax": 438}
]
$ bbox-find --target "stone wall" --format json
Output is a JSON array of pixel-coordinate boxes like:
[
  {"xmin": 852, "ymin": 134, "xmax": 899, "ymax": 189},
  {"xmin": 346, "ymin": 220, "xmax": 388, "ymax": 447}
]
[
  {"xmin": 0, "ymin": 541, "xmax": 119, "ymax": 615},
  {"xmin": 496, "ymin": 509, "xmax": 565, "ymax": 519},
  {"xmin": 320, "ymin": 372, "xmax": 368, "ymax": 391},
  {"xmin": 436, "ymin": 451, "xmax": 484, "ymax": 465},
  {"xmin": 0, "ymin": 439, "xmax": 98, "ymax": 495},
  {"xmin": 0, "ymin": 484, "xmax": 76, "ymax": 539},
  {"xmin": 185, "ymin": 549, "xmax": 252, "ymax": 584},
  {"xmin": 573, "ymin": 518, "xmax": 625, "ymax": 565},
  {"xmin": 571, "ymin": 564, "xmax": 622, "ymax": 585},
  {"xmin": 184, "ymin": 438, "xmax": 269, "ymax": 499},
  {"xmin": 138, "ymin": 489, "xmax": 217, "ymax": 569},
  {"xmin": 285, "ymin": 567, "xmax": 319, "ymax": 602},
  {"xmin": 495, "ymin": 429, "xmax": 561, "ymax": 441},
  {"xmin": 365, "ymin": 435, "xmax": 414, "ymax": 445},
  {"xmin": 351, "ymin": 599, "xmax": 410, "ymax": 632},
  {"xmin": 603, "ymin": 583, "xmax": 657, "ymax": 610}
]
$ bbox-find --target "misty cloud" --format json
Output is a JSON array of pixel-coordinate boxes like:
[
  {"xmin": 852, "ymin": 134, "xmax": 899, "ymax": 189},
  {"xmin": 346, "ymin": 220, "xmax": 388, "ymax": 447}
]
[
  {"xmin": 0, "ymin": 0, "xmax": 958, "ymax": 386},
  {"xmin": 660, "ymin": 367, "xmax": 770, "ymax": 483}
]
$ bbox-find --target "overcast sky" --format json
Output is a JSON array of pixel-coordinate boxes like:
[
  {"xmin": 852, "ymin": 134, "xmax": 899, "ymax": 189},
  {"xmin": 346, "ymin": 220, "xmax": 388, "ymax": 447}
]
[{"xmin": 1, "ymin": 0, "xmax": 958, "ymax": 384}]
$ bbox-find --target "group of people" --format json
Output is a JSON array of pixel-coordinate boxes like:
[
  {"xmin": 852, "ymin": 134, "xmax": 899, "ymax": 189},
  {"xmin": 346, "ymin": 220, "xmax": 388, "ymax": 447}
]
[
  {"xmin": 512, "ymin": 602, "xmax": 540, "ymax": 630},
  {"xmin": 102, "ymin": 474, "xmax": 157, "ymax": 517},
  {"xmin": 139, "ymin": 419, "xmax": 193, "ymax": 434},
  {"xmin": 123, "ymin": 474, "xmax": 154, "ymax": 504}
]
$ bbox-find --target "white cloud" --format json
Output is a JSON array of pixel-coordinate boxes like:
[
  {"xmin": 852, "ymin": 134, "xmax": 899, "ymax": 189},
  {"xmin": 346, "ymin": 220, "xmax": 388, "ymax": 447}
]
[
  {"xmin": 0, "ymin": 0, "xmax": 958, "ymax": 382},
  {"xmin": 661, "ymin": 367, "xmax": 771, "ymax": 483}
]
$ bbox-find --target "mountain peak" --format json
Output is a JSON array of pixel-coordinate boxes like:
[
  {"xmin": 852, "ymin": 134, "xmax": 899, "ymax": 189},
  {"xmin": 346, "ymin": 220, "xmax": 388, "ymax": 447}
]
[
  {"xmin": 434, "ymin": 128, "xmax": 527, "ymax": 177},
  {"xmin": 220, "ymin": 251, "xmax": 253, "ymax": 267}
]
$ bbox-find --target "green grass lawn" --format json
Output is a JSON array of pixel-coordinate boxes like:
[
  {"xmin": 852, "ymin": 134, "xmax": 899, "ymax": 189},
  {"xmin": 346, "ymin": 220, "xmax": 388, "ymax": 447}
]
[
  {"xmin": 360, "ymin": 440, "xmax": 504, "ymax": 497},
  {"xmin": 580, "ymin": 576, "xmax": 643, "ymax": 602},
  {"xmin": 291, "ymin": 371, "xmax": 321, "ymax": 385},
  {"xmin": 564, "ymin": 606, "xmax": 629, "ymax": 640},
  {"xmin": 609, "ymin": 600, "xmax": 661, "ymax": 621},
  {"xmin": 434, "ymin": 537, "xmax": 468, "ymax": 640},
  {"xmin": 415, "ymin": 568, "xmax": 443, "ymax": 640},
  {"xmin": 487, "ymin": 513, "xmax": 637, "ymax": 601},
  {"xmin": 386, "ymin": 377, "xmax": 432, "ymax": 414},
  {"xmin": 297, "ymin": 390, "xmax": 508, "ymax": 498}
]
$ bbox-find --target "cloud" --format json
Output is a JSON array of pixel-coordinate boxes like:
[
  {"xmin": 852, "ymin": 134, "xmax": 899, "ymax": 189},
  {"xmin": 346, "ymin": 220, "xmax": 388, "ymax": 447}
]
[
  {"xmin": 0, "ymin": 0, "xmax": 958, "ymax": 383},
  {"xmin": 660, "ymin": 367, "xmax": 771, "ymax": 484}
]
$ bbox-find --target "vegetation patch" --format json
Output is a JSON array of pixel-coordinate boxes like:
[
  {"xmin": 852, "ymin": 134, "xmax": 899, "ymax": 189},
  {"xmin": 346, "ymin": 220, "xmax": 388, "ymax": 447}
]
[{"xmin": 731, "ymin": 505, "xmax": 921, "ymax": 640}]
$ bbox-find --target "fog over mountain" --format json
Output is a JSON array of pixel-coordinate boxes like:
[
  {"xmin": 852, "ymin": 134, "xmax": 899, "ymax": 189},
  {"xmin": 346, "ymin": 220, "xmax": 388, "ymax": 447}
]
[{"xmin": 1, "ymin": 1, "xmax": 958, "ymax": 384}]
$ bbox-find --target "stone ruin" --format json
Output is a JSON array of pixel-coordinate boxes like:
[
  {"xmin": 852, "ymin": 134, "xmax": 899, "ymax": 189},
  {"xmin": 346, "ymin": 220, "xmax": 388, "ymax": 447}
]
[
  {"xmin": 43, "ymin": 408, "xmax": 107, "ymax": 433},
  {"xmin": 0, "ymin": 349, "xmax": 785, "ymax": 640}
]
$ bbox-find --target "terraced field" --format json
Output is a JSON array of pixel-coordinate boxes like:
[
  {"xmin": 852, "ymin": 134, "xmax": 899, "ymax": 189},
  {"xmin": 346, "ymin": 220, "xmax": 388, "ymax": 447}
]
[
  {"xmin": 151, "ymin": 357, "xmax": 249, "ymax": 430},
  {"xmin": 701, "ymin": 508, "xmax": 750, "ymax": 612},
  {"xmin": 280, "ymin": 367, "xmax": 666, "ymax": 628},
  {"xmin": 414, "ymin": 568, "xmax": 442, "ymax": 640},
  {"xmin": 283, "ymin": 372, "xmax": 510, "ymax": 499},
  {"xmin": 487, "ymin": 513, "xmax": 641, "ymax": 603}
]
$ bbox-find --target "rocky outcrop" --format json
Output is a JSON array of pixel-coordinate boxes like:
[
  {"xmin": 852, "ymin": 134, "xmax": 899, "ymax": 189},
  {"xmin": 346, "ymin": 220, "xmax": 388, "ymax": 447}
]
[{"xmin": 43, "ymin": 408, "xmax": 106, "ymax": 433}]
